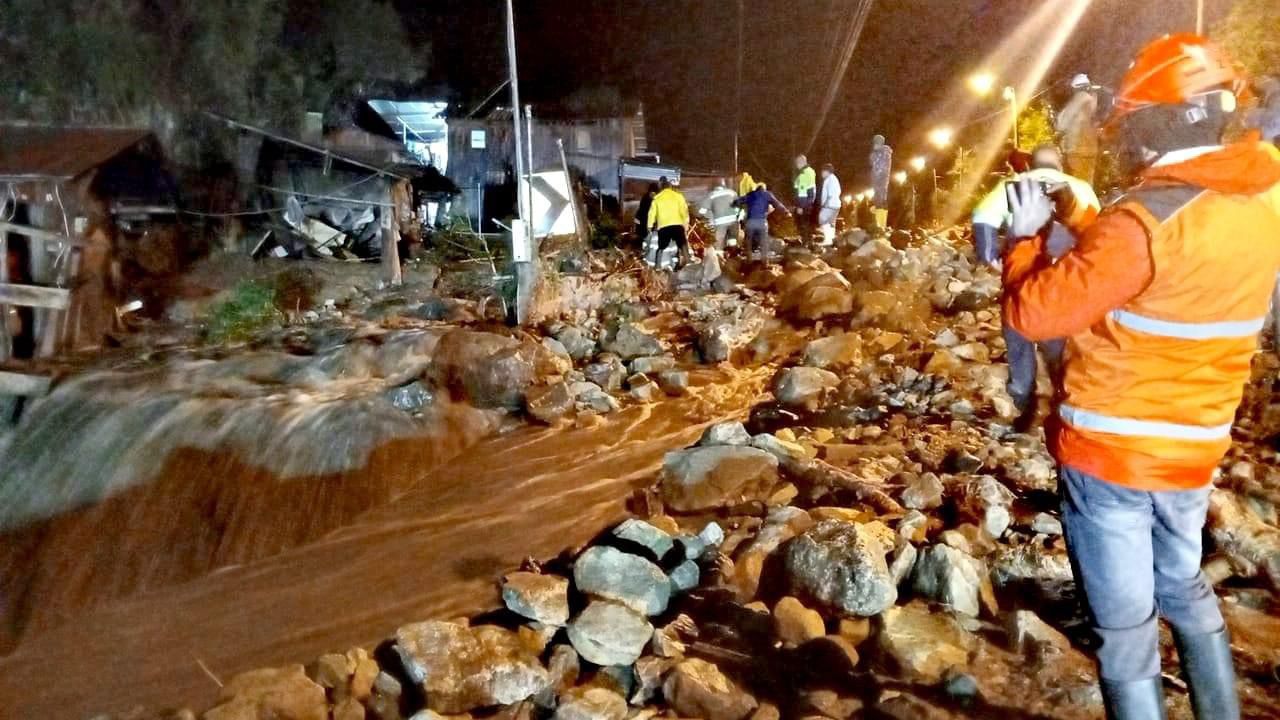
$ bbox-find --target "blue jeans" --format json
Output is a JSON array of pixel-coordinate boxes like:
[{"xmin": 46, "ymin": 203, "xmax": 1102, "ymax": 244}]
[
  {"xmin": 1060, "ymin": 467, "xmax": 1224, "ymax": 682},
  {"xmin": 1003, "ymin": 325, "xmax": 1064, "ymax": 403}
]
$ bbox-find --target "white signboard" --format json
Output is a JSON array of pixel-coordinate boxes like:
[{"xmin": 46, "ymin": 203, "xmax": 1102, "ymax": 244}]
[
  {"xmin": 519, "ymin": 170, "xmax": 576, "ymax": 239},
  {"xmin": 470, "ymin": 129, "xmax": 486, "ymax": 149}
]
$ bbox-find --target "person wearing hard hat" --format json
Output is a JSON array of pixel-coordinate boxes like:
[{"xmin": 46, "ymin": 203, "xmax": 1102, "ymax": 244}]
[
  {"xmin": 972, "ymin": 143, "xmax": 1100, "ymax": 425},
  {"xmin": 648, "ymin": 176, "xmax": 691, "ymax": 270},
  {"xmin": 699, "ymin": 177, "xmax": 740, "ymax": 251},
  {"xmin": 1002, "ymin": 35, "xmax": 1280, "ymax": 720},
  {"xmin": 1057, "ymin": 73, "xmax": 1103, "ymax": 184}
]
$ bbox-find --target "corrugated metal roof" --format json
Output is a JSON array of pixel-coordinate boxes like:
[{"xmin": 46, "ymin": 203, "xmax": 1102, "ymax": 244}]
[{"xmin": 0, "ymin": 125, "xmax": 154, "ymax": 181}]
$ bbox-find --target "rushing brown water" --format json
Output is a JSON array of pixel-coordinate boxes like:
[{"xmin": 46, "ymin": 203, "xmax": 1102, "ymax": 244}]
[{"xmin": 0, "ymin": 365, "xmax": 769, "ymax": 719}]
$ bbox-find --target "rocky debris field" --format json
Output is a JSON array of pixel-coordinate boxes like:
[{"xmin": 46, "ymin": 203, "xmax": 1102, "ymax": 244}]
[{"xmin": 79, "ymin": 229, "xmax": 1280, "ymax": 720}]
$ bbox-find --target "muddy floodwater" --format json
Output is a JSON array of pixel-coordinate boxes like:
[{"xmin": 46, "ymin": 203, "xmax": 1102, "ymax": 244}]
[{"xmin": 0, "ymin": 366, "xmax": 768, "ymax": 718}]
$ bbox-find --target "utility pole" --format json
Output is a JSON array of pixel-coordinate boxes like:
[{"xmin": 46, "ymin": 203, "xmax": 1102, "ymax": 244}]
[
  {"xmin": 734, "ymin": 0, "xmax": 743, "ymax": 177},
  {"xmin": 505, "ymin": 0, "xmax": 534, "ymax": 325},
  {"xmin": 1196, "ymin": 0, "xmax": 1204, "ymax": 34}
]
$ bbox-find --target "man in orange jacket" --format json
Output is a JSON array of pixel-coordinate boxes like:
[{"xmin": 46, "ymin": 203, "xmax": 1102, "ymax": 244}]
[{"xmin": 1002, "ymin": 35, "xmax": 1280, "ymax": 720}]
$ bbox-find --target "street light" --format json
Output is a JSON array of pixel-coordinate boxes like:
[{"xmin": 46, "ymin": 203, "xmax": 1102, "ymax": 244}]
[
  {"xmin": 1002, "ymin": 85, "xmax": 1019, "ymax": 147},
  {"xmin": 927, "ymin": 126, "xmax": 954, "ymax": 150},
  {"xmin": 909, "ymin": 156, "xmax": 927, "ymax": 173},
  {"xmin": 893, "ymin": 170, "xmax": 908, "ymax": 185},
  {"xmin": 967, "ymin": 72, "xmax": 997, "ymax": 97}
]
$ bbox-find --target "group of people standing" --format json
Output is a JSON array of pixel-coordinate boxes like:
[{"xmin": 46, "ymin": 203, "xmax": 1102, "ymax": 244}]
[{"xmin": 633, "ymin": 135, "xmax": 896, "ymax": 271}]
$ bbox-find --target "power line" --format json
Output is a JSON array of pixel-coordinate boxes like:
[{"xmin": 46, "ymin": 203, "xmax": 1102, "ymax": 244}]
[{"xmin": 804, "ymin": 0, "xmax": 875, "ymax": 155}]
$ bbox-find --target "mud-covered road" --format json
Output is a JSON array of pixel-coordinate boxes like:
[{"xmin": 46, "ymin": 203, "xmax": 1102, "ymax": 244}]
[{"xmin": 0, "ymin": 366, "xmax": 769, "ymax": 718}]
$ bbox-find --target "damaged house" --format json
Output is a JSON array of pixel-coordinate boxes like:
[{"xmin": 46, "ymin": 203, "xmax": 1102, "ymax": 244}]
[
  {"xmin": 446, "ymin": 105, "xmax": 648, "ymax": 231},
  {"xmin": 0, "ymin": 125, "xmax": 176, "ymax": 397}
]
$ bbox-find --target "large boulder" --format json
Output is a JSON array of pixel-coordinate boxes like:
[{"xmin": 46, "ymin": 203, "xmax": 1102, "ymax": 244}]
[
  {"xmin": 785, "ymin": 520, "xmax": 897, "ymax": 617},
  {"xmin": 698, "ymin": 421, "xmax": 754, "ymax": 447},
  {"xmin": 660, "ymin": 446, "xmax": 780, "ymax": 513},
  {"xmin": 771, "ymin": 367, "xmax": 839, "ymax": 410},
  {"xmin": 733, "ymin": 507, "xmax": 815, "ymax": 599},
  {"xmin": 612, "ymin": 518, "xmax": 676, "ymax": 559},
  {"xmin": 555, "ymin": 325, "xmax": 599, "ymax": 362},
  {"xmin": 526, "ymin": 382, "xmax": 575, "ymax": 425},
  {"xmin": 567, "ymin": 600, "xmax": 654, "ymax": 666},
  {"xmin": 394, "ymin": 621, "xmax": 549, "ymax": 713},
  {"xmin": 573, "ymin": 546, "xmax": 671, "ymax": 616},
  {"xmin": 583, "ymin": 357, "xmax": 627, "ymax": 391},
  {"xmin": 662, "ymin": 658, "xmax": 759, "ymax": 720},
  {"xmin": 910, "ymin": 544, "xmax": 996, "ymax": 618},
  {"xmin": 602, "ymin": 324, "xmax": 663, "ymax": 360},
  {"xmin": 782, "ymin": 274, "xmax": 854, "ymax": 321},
  {"xmin": 876, "ymin": 603, "xmax": 977, "ymax": 683},
  {"xmin": 203, "ymin": 665, "xmax": 328, "ymax": 720},
  {"xmin": 989, "ymin": 544, "xmax": 1075, "ymax": 604},
  {"xmin": 502, "ymin": 572, "xmax": 571, "ymax": 626}
]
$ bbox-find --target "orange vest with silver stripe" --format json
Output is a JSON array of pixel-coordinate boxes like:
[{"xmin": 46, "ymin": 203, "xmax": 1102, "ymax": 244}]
[{"xmin": 1054, "ymin": 180, "xmax": 1280, "ymax": 490}]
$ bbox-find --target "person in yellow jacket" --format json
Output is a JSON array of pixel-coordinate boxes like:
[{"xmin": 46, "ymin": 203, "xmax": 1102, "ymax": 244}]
[
  {"xmin": 648, "ymin": 176, "xmax": 691, "ymax": 269},
  {"xmin": 972, "ymin": 144, "xmax": 1100, "ymax": 421},
  {"xmin": 1002, "ymin": 35, "xmax": 1275, "ymax": 720}
]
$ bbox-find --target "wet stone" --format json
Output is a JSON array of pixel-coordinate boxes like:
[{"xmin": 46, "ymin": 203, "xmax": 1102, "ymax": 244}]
[
  {"xmin": 663, "ymin": 658, "xmax": 758, "ymax": 720},
  {"xmin": 394, "ymin": 621, "xmax": 549, "ymax": 713},
  {"xmin": 660, "ymin": 445, "xmax": 780, "ymax": 513},
  {"xmin": 567, "ymin": 600, "xmax": 654, "ymax": 666},
  {"xmin": 573, "ymin": 546, "xmax": 670, "ymax": 616},
  {"xmin": 784, "ymin": 520, "xmax": 897, "ymax": 617},
  {"xmin": 502, "ymin": 572, "xmax": 571, "ymax": 626}
]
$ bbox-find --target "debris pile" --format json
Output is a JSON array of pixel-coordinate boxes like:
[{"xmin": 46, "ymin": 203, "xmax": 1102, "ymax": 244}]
[{"xmin": 69, "ymin": 229, "xmax": 1280, "ymax": 719}]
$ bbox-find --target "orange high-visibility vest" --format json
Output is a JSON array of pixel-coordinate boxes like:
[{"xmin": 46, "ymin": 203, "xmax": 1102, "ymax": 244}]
[{"xmin": 1054, "ymin": 179, "xmax": 1280, "ymax": 489}]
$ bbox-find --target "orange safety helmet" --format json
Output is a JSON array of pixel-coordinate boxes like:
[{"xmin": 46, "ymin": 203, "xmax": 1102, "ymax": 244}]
[{"xmin": 1109, "ymin": 33, "xmax": 1248, "ymax": 125}]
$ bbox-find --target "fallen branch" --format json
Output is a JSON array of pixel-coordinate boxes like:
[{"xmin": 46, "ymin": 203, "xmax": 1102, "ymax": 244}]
[{"xmin": 779, "ymin": 455, "xmax": 904, "ymax": 516}]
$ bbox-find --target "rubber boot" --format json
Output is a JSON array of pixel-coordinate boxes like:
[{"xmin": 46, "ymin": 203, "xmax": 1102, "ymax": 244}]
[
  {"xmin": 1100, "ymin": 677, "xmax": 1166, "ymax": 720},
  {"xmin": 1174, "ymin": 628, "xmax": 1240, "ymax": 720}
]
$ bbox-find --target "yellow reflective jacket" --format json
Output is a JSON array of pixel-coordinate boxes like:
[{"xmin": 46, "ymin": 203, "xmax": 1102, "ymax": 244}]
[{"xmin": 649, "ymin": 188, "xmax": 690, "ymax": 230}]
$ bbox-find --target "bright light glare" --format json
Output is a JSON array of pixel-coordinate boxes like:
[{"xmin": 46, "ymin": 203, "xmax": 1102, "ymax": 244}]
[
  {"xmin": 967, "ymin": 72, "xmax": 996, "ymax": 97},
  {"xmin": 893, "ymin": 170, "xmax": 908, "ymax": 185},
  {"xmin": 909, "ymin": 156, "xmax": 927, "ymax": 172},
  {"xmin": 1002, "ymin": 85, "xmax": 1017, "ymax": 102},
  {"xmin": 842, "ymin": 194, "xmax": 853, "ymax": 203},
  {"xmin": 927, "ymin": 127, "xmax": 954, "ymax": 149}
]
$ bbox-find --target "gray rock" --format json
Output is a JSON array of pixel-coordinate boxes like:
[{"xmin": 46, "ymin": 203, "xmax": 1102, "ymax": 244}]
[
  {"xmin": 541, "ymin": 336, "xmax": 572, "ymax": 363},
  {"xmin": 1030, "ymin": 512, "xmax": 1063, "ymax": 536},
  {"xmin": 613, "ymin": 518, "xmax": 675, "ymax": 559},
  {"xmin": 771, "ymin": 366, "xmax": 839, "ymax": 409},
  {"xmin": 657, "ymin": 370, "xmax": 690, "ymax": 396},
  {"xmin": 698, "ymin": 421, "xmax": 753, "ymax": 447},
  {"xmin": 961, "ymin": 475, "xmax": 1015, "ymax": 538},
  {"xmin": 876, "ymin": 603, "xmax": 976, "ymax": 683},
  {"xmin": 394, "ymin": 621, "xmax": 550, "ymax": 713},
  {"xmin": 502, "ymin": 572, "xmax": 570, "ymax": 626},
  {"xmin": 699, "ymin": 521, "xmax": 726, "ymax": 547},
  {"xmin": 784, "ymin": 520, "xmax": 897, "ymax": 617},
  {"xmin": 383, "ymin": 380, "xmax": 434, "ymax": 413},
  {"xmin": 553, "ymin": 686, "xmax": 626, "ymax": 720},
  {"xmin": 555, "ymin": 326, "xmax": 598, "ymax": 361},
  {"xmin": 580, "ymin": 387, "xmax": 621, "ymax": 414},
  {"xmin": 663, "ymin": 658, "xmax": 758, "ymax": 720},
  {"xmin": 583, "ymin": 358, "xmax": 626, "ymax": 391},
  {"xmin": 670, "ymin": 560, "xmax": 701, "ymax": 592},
  {"xmin": 989, "ymin": 544, "xmax": 1076, "ymax": 603},
  {"xmin": 660, "ymin": 445, "xmax": 780, "ymax": 513},
  {"xmin": 944, "ymin": 672, "xmax": 980, "ymax": 701},
  {"xmin": 603, "ymin": 324, "xmax": 663, "ymax": 360},
  {"xmin": 574, "ymin": 546, "xmax": 671, "ymax": 616},
  {"xmin": 889, "ymin": 540, "xmax": 918, "ymax": 586},
  {"xmin": 630, "ymin": 356, "xmax": 676, "ymax": 374},
  {"xmin": 910, "ymin": 544, "xmax": 994, "ymax": 618},
  {"xmin": 567, "ymin": 600, "xmax": 654, "ymax": 667},
  {"xmin": 901, "ymin": 473, "xmax": 944, "ymax": 511},
  {"xmin": 526, "ymin": 382, "xmax": 575, "ymax": 425}
]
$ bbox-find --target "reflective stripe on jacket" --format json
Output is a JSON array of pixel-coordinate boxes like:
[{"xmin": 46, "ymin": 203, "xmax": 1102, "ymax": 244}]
[
  {"xmin": 1052, "ymin": 169, "xmax": 1280, "ymax": 488},
  {"xmin": 700, "ymin": 187, "xmax": 739, "ymax": 226},
  {"xmin": 794, "ymin": 166, "xmax": 816, "ymax": 203},
  {"xmin": 649, "ymin": 188, "xmax": 690, "ymax": 230}
]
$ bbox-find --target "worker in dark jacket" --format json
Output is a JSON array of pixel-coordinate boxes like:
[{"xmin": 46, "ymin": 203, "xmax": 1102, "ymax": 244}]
[
  {"xmin": 634, "ymin": 183, "xmax": 658, "ymax": 247},
  {"xmin": 734, "ymin": 183, "xmax": 790, "ymax": 264}
]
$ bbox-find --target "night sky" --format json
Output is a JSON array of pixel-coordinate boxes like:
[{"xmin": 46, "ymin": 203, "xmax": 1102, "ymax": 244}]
[{"xmin": 401, "ymin": 0, "xmax": 1237, "ymax": 186}]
